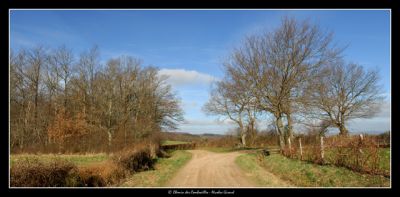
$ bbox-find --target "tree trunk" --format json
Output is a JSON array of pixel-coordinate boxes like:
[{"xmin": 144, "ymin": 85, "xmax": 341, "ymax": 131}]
[
  {"xmin": 107, "ymin": 99, "xmax": 113, "ymax": 149},
  {"xmin": 338, "ymin": 124, "xmax": 348, "ymax": 136},
  {"xmin": 276, "ymin": 116, "xmax": 285, "ymax": 151},
  {"xmin": 241, "ymin": 132, "xmax": 247, "ymax": 147},
  {"xmin": 107, "ymin": 131, "xmax": 112, "ymax": 149},
  {"xmin": 286, "ymin": 112, "xmax": 294, "ymax": 143},
  {"xmin": 320, "ymin": 136, "xmax": 325, "ymax": 162},
  {"xmin": 239, "ymin": 122, "xmax": 246, "ymax": 147},
  {"xmin": 299, "ymin": 138, "xmax": 303, "ymax": 160},
  {"xmin": 19, "ymin": 135, "xmax": 24, "ymax": 150}
]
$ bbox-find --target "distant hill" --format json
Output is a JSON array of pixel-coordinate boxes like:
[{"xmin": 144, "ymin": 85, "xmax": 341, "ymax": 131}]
[
  {"xmin": 161, "ymin": 131, "xmax": 226, "ymax": 142},
  {"xmin": 200, "ymin": 133, "xmax": 225, "ymax": 138}
]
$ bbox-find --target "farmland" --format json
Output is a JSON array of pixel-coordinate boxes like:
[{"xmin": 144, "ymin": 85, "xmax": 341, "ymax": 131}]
[{"xmin": 10, "ymin": 154, "xmax": 109, "ymax": 167}]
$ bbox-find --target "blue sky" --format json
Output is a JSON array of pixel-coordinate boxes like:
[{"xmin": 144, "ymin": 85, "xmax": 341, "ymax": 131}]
[{"xmin": 10, "ymin": 9, "xmax": 391, "ymax": 134}]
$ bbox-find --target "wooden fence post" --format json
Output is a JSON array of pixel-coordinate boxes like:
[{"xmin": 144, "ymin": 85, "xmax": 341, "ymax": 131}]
[
  {"xmin": 359, "ymin": 134, "xmax": 364, "ymax": 154},
  {"xmin": 320, "ymin": 136, "xmax": 325, "ymax": 162},
  {"xmin": 299, "ymin": 138, "xmax": 303, "ymax": 160}
]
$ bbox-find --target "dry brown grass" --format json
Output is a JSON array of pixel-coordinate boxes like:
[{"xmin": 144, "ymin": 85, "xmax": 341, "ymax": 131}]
[
  {"xmin": 77, "ymin": 161, "xmax": 127, "ymax": 186},
  {"xmin": 10, "ymin": 158, "xmax": 78, "ymax": 187},
  {"xmin": 11, "ymin": 140, "xmax": 165, "ymax": 187},
  {"xmin": 112, "ymin": 140, "xmax": 163, "ymax": 173}
]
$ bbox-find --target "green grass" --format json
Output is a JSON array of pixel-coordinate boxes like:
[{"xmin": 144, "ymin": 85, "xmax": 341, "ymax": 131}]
[
  {"xmin": 235, "ymin": 153, "xmax": 290, "ymax": 187},
  {"xmin": 310, "ymin": 147, "xmax": 390, "ymax": 175},
  {"xmin": 120, "ymin": 150, "xmax": 192, "ymax": 187},
  {"xmin": 161, "ymin": 140, "xmax": 190, "ymax": 146},
  {"xmin": 379, "ymin": 148, "xmax": 390, "ymax": 172},
  {"xmin": 251, "ymin": 152, "xmax": 390, "ymax": 187},
  {"xmin": 201, "ymin": 147, "xmax": 235, "ymax": 153},
  {"xmin": 201, "ymin": 146, "xmax": 260, "ymax": 153},
  {"xmin": 10, "ymin": 153, "xmax": 109, "ymax": 166}
]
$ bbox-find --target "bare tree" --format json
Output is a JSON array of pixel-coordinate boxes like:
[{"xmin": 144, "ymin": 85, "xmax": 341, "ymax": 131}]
[
  {"xmin": 10, "ymin": 45, "xmax": 184, "ymax": 153},
  {"xmin": 48, "ymin": 45, "xmax": 74, "ymax": 109},
  {"xmin": 223, "ymin": 16, "xmax": 341, "ymax": 149},
  {"xmin": 203, "ymin": 81, "xmax": 246, "ymax": 146},
  {"xmin": 10, "ymin": 49, "xmax": 30, "ymax": 149},
  {"xmin": 310, "ymin": 61, "xmax": 384, "ymax": 135},
  {"xmin": 203, "ymin": 75, "xmax": 258, "ymax": 147}
]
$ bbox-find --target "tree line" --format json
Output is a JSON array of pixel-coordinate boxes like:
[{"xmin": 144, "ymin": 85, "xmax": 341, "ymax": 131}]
[
  {"xmin": 10, "ymin": 46, "xmax": 183, "ymax": 153},
  {"xmin": 203, "ymin": 17, "xmax": 384, "ymax": 150}
]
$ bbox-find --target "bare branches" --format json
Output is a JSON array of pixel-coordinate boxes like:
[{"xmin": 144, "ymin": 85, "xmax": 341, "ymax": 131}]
[
  {"xmin": 310, "ymin": 62, "xmax": 384, "ymax": 135},
  {"xmin": 205, "ymin": 16, "xmax": 384, "ymax": 149},
  {"xmin": 10, "ymin": 45, "xmax": 184, "ymax": 153}
]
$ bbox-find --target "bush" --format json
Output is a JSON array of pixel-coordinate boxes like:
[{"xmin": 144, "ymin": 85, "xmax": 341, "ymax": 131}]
[
  {"xmin": 284, "ymin": 134, "xmax": 387, "ymax": 176},
  {"xmin": 77, "ymin": 161, "xmax": 127, "ymax": 187},
  {"xmin": 10, "ymin": 158, "xmax": 79, "ymax": 187},
  {"xmin": 10, "ymin": 156, "xmax": 129, "ymax": 187},
  {"xmin": 157, "ymin": 149, "xmax": 171, "ymax": 158},
  {"xmin": 113, "ymin": 142, "xmax": 160, "ymax": 173}
]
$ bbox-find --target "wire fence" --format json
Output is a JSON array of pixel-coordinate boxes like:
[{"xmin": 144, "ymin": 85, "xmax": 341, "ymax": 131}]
[{"xmin": 281, "ymin": 135, "xmax": 390, "ymax": 177}]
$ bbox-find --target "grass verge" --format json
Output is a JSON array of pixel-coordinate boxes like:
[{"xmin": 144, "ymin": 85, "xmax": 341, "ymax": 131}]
[
  {"xmin": 235, "ymin": 153, "xmax": 291, "ymax": 187},
  {"xmin": 120, "ymin": 150, "xmax": 192, "ymax": 187},
  {"xmin": 247, "ymin": 152, "xmax": 389, "ymax": 187}
]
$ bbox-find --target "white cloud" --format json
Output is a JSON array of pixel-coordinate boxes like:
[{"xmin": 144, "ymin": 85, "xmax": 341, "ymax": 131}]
[
  {"xmin": 347, "ymin": 100, "xmax": 391, "ymax": 133},
  {"xmin": 158, "ymin": 69, "xmax": 218, "ymax": 87},
  {"xmin": 377, "ymin": 101, "xmax": 390, "ymax": 118}
]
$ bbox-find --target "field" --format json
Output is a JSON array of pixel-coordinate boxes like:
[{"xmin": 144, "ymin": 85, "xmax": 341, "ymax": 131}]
[
  {"xmin": 236, "ymin": 151, "xmax": 390, "ymax": 187},
  {"xmin": 10, "ymin": 154, "xmax": 109, "ymax": 166},
  {"xmin": 323, "ymin": 147, "xmax": 390, "ymax": 174},
  {"xmin": 161, "ymin": 140, "xmax": 190, "ymax": 146},
  {"xmin": 378, "ymin": 148, "xmax": 391, "ymax": 171}
]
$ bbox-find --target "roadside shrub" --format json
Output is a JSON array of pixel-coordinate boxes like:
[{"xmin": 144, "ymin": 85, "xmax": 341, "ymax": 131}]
[
  {"xmin": 376, "ymin": 131, "xmax": 390, "ymax": 147},
  {"xmin": 157, "ymin": 149, "xmax": 171, "ymax": 158},
  {"xmin": 10, "ymin": 158, "xmax": 79, "ymax": 187},
  {"xmin": 286, "ymin": 134, "xmax": 387, "ymax": 176},
  {"xmin": 326, "ymin": 135, "xmax": 383, "ymax": 175},
  {"xmin": 113, "ymin": 143, "xmax": 158, "ymax": 173},
  {"xmin": 77, "ymin": 161, "xmax": 127, "ymax": 187}
]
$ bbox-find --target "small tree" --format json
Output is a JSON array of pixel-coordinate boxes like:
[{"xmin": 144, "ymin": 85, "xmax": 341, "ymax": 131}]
[
  {"xmin": 47, "ymin": 108, "xmax": 89, "ymax": 152},
  {"xmin": 203, "ymin": 81, "xmax": 248, "ymax": 147}
]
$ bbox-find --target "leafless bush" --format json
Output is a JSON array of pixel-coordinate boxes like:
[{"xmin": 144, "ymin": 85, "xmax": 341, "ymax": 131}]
[
  {"xmin": 77, "ymin": 161, "xmax": 127, "ymax": 186},
  {"xmin": 287, "ymin": 134, "xmax": 387, "ymax": 176},
  {"xmin": 10, "ymin": 158, "xmax": 79, "ymax": 187}
]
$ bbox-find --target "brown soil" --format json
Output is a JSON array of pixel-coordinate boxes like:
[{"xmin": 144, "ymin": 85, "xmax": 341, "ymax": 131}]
[{"xmin": 165, "ymin": 150, "xmax": 290, "ymax": 187}]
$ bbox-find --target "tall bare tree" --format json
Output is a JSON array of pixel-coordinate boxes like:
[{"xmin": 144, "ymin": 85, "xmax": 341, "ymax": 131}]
[
  {"xmin": 223, "ymin": 16, "xmax": 341, "ymax": 149},
  {"xmin": 310, "ymin": 61, "xmax": 384, "ymax": 135},
  {"xmin": 10, "ymin": 45, "xmax": 184, "ymax": 153}
]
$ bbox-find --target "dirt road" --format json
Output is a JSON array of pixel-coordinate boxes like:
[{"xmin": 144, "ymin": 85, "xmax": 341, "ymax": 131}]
[{"xmin": 165, "ymin": 150, "xmax": 290, "ymax": 187}]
